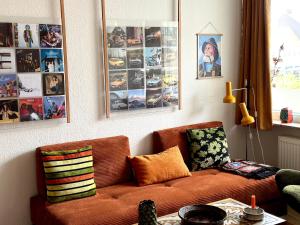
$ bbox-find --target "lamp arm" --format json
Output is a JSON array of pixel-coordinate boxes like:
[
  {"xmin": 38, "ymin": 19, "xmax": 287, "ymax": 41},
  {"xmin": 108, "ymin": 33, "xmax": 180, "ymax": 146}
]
[
  {"xmin": 232, "ymin": 88, "xmax": 247, "ymax": 92},
  {"xmin": 232, "ymin": 87, "xmax": 248, "ymax": 106}
]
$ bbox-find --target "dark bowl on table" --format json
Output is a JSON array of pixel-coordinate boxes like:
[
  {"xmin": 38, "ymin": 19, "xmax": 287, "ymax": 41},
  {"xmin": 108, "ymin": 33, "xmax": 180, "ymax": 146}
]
[{"xmin": 178, "ymin": 205, "xmax": 227, "ymax": 225}]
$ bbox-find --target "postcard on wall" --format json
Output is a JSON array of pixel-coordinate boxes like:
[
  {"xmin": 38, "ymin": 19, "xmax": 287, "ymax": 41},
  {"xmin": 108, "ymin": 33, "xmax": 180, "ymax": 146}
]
[
  {"xmin": 39, "ymin": 24, "xmax": 62, "ymax": 48},
  {"xmin": 109, "ymin": 70, "xmax": 127, "ymax": 91},
  {"xmin": 0, "ymin": 23, "xmax": 13, "ymax": 47},
  {"xmin": 146, "ymin": 68, "xmax": 162, "ymax": 89},
  {"xmin": 161, "ymin": 27, "xmax": 177, "ymax": 47},
  {"xmin": 0, "ymin": 74, "xmax": 18, "ymax": 98},
  {"xmin": 126, "ymin": 27, "xmax": 143, "ymax": 48},
  {"xmin": 128, "ymin": 69, "xmax": 144, "ymax": 90},
  {"xmin": 110, "ymin": 90, "xmax": 128, "ymax": 111},
  {"xmin": 197, "ymin": 34, "xmax": 222, "ymax": 79},
  {"xmin": 18, "ymin": 73, "xmax": 42, "ymax": 98},
  {"xmin": 0, "ymin": 99, "xmax": 19, "ymax": 123},
  {"xmin": 42, "ymin": 73, "xmax": 65, "ymax": 96},
  {"xmin": 127, "ymin": 48, "xmax": 144, "ymax": 69},
  {"xmin": 128, "ymin": 89, "xmax": 146, "ymax": 110},
  {"xmin": 145, "ymin": 47, "xmax": 162, "ymax": 67},
  {"xmin": 163, "ymin": 86, "xmax": 178, "ymax": 107},
  {"xmin": 14, "ymin": 23, "xmax": 39, "ymax": 48},
  {"xmin": 19, "ymin": 98, "xmax": 43, "ymax": 122},
  {"xmin": 16, "ymin": 49, "xmax": 40, "ymax": 73},
  {"xmin": 0, "ymin": 48, "xmax": 16, "ymax": 73},
  {"xmin": 107, "ymin": 26, "xmax": 127, "ymax": 48},
  {"xmin": 162, "ymin": 67, "xmax": 178, "ymax": 88},
  {"xmin": 44, "ymin": 95, "xmax": 66, "ymax": 119},
  {"xmin": 108, "ymin": 48, "xmax": 127, "ymax": 70},
  {"xmin": 145, "ymin": 27, "xmax": 161, "ymax": 47},
  {"xmin": 146, "ymin": 88, "xmax": 162, "ymax": 108},
  {"xmin": 40, "ymin": 49, "xmax": 64, "ymax": 73}
]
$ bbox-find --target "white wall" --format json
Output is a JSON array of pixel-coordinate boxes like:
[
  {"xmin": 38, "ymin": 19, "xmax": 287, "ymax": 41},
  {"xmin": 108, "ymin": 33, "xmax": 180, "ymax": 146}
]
[{"xmin": 0, "ymin": 0, "xmax": 243, "ymax": 224}]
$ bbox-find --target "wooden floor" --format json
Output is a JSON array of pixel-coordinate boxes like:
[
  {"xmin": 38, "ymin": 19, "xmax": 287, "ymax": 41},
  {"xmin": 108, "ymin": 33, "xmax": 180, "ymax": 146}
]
[{"xmin": 282, "ymin": 206, "xmax": 300, "ymax": 225}]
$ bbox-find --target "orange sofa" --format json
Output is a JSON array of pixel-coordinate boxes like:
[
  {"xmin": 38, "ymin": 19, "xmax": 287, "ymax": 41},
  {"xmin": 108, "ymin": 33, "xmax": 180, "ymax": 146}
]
[{"xmin": 30, "ymin": 121, "xmax": 285, "ymax": 225}]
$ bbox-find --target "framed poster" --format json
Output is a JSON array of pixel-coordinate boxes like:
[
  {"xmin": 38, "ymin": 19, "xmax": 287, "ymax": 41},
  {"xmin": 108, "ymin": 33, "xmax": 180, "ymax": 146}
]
[
  {"xmin": 196, "ymin": 34, "xmax": 222, "ymax": 79},
  {"xmin": 101, "ymin": 0, "xmax": 182, "ymax": 117}
]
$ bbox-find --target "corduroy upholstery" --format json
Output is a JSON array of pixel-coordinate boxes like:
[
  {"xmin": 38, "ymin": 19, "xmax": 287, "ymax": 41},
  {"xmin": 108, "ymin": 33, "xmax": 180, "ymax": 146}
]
[
  {"xmin": 31, "ymin": 123, "xmax": 286, "ymax": 225},
  {"xmin": 31, "ymin": 169, "xmax": 281, "ymax": 225},
  {"xmin": 153, "ymin": 121, "xmax": 223, "ymax": 164},
  {"xmin": 35, "ymin": 135, "xmax": 132, "ymax": 198}
]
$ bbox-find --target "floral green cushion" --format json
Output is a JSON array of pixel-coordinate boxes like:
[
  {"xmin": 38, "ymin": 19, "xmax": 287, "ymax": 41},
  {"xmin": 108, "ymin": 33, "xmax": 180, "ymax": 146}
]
[{"xmin": 186, "ymin": 126, "xmax": 231, "ymax": 171}]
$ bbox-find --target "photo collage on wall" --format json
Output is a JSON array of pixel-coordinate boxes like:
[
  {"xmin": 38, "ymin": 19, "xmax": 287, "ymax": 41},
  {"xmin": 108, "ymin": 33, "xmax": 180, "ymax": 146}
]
[
  {"xmin": 0, "ymin": 22, "xmax": 66, "ymax": 124},
  {"xmin": 107, "ymin": 24, "xmax": 178, "ymax": 112}
]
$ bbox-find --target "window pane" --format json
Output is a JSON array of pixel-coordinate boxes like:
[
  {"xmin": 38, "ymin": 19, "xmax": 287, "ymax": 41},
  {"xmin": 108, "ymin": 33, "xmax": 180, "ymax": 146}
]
[{"xmin": 271, "ymin": 0, "xmax": 300, "ymax": 113}]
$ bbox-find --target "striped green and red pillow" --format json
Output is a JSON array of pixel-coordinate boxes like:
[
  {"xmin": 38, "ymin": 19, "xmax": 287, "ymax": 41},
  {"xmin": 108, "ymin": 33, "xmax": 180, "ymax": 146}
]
[{"xmin": 41, "ymin": 145, "xmax": 96, "ymax": 203}]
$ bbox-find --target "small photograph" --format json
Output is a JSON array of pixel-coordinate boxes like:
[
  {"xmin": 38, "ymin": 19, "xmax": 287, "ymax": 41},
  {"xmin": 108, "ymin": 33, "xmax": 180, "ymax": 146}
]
[
  {"xmin": 146, "ymin": 88, "xmax": 162, "ymax": 108},
  {"xmin": 163, "ymin": 86, "xmax": 178, "ymax": 107},
  {"xmin": 197, "ymin": 34, "xmax": 222, "ymax": 79},
  {"xmin": 145, "ymin": 47, "xmax": 162, "ymax": 67},
  {"xmin": 146, "ymin": 68, "xmax": 162, "ymax": 88},
  {"xmin": 108, "ymin": 48, "xmax": 126, "ymax": 70},
  {"xmin": 19, "ymin": 98, "xmax": 43, "ymax": 122},
  {"xmin": 43, "ymin": 73, "xmax": 65, "ymax": 96},
  {"xmin": 162, "ymin": 68, "xmax": 178, "ymax": 87},
  {"xmin": 0, "ymin": 99, "xmax": 19, "ymax": 123},
  {"xmin": 107, "ymin": 26, "xmax": 126, "ymax": 48},
  {"xmin": 0, "ymin": 48, "xmax": 16, "ymax": 73},
  {"xmin": 39, "ymin": 24, "xmax": 62, "ymax": 48},
  {"xmin": 44, "ymin": 96, "xmax": 66, "ymax": 119},
  {"xmin": 18, "ymin": 73, "xmax": 42, "ymax": 97},
  {"xmin": 128, "ymin": 69, "xmax": 144, "ymax": 90},
  {"xmin": 127, "ymin": 48, "xmax": 144, "ymax": 69},
  {"xmin": 128, "ymin": 89, "xmax": 146, "ymax": 110},
  {"xmin": 162, "ymin": 47, "xmax": 177, "ymax": 67},
  {"xmin": 41, "ymin": 49, "xmax": 64, "ymax": 73},
  {"xmin": 14, "ymin": 23, "xmax": 39, "ymax": 48},
  {"xmin": 110, "ymin": 90, "xmax": 128, "ymax": 111},
  {"xmin": 109, "ymin": 70, "xmax": 127, "ymax": 91},
  {"xmin": 16, "ymin": 49, "xmax": 40, "ymax": 72},
  {"xmin": 0, "ymin": 74, "xmax": 18, "ymax": 98},
  {"xmin": 145, "ymin": 27, "xmax": 161, "ymax": 47},
  {"xmin": 126, "ymin": 27, "xmax": 143, "ymax": 48},
  {"xmin": 0, "ymin": 23, "xmax": 13, "ymax": 47},
  {"xmin": 161, "ymin": 27, "xmax": 177, "ymax": 47}
]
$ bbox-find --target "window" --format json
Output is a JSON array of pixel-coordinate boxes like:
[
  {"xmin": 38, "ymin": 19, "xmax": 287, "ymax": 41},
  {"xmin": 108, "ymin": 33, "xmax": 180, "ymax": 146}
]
[{"xmin": 271, "ymin": 0, "xmax": 300, "ymax": 122}]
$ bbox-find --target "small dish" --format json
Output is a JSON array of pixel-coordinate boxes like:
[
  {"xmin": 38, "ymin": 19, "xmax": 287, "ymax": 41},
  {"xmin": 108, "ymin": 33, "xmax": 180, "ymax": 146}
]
[
  {"xmin": 243, "ymin": 207, "xmax": 264, "ymax": 221},
  {"xmin": 178, "ymin": 204, "xmax": 227, "ymax": 225}
]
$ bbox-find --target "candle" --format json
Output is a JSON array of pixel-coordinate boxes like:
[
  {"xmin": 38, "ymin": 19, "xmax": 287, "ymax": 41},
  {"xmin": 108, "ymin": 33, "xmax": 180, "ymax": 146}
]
[{"xmin": 251, "ymin": 195, "xmax": 256, "ymax": 209}]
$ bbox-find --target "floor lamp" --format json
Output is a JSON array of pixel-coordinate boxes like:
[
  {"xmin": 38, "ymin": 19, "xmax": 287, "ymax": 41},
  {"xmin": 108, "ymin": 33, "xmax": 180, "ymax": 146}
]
[{"xmin": 223, "ymin": 81, "xmax": 255, "ymax": 160}]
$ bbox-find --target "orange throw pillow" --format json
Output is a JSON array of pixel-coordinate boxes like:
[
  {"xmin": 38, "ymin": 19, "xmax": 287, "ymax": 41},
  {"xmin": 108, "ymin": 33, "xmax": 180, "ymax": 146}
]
[{"xmin": 129, "ymin": 146, "xmax": 191, "ymax": 186}]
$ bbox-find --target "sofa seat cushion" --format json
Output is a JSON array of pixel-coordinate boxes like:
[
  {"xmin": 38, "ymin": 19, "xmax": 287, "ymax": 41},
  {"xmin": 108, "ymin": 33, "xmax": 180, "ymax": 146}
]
[{"xmin": 31, "ymin": 169, "xmax": 281, "ymax": 225}]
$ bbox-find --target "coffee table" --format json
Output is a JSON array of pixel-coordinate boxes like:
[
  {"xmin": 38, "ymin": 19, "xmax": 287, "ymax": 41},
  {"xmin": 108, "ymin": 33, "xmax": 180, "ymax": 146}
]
[{"xmin": 145, "ymin": 198, "xmax": 288, "ymax": 225}]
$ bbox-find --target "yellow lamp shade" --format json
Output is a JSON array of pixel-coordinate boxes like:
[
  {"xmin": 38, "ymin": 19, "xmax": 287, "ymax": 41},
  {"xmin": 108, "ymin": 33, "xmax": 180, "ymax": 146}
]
[
  {"xmin": 239, "ymin": 102, "xmax": 255, "ymax": 126},
  {"xmin": 223, "ymin": 81, "xmax": 236, "ymax": 103}
]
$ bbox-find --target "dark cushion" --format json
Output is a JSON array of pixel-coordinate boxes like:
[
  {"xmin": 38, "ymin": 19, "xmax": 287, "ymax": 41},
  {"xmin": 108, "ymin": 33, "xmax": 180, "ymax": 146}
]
[
  {"xmin": 186, "ymin": 126, "xmax": 231, "ymax": 171},
  {"xmin": 153, "ymin": 121, "xmax": 223, "ymax": 165}
]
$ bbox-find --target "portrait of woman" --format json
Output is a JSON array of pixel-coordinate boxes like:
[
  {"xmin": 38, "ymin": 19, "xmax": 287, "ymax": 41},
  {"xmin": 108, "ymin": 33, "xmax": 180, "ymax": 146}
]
[{"xmin": 197, "ymin": 34, "xmax": 222, "ymax": 79}]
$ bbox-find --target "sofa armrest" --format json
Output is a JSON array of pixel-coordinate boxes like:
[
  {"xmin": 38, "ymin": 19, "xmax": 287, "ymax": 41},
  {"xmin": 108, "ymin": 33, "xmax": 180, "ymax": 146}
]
[{"xmin": 275, "ymin": 169, "xmax": 300, "ymax": 191}]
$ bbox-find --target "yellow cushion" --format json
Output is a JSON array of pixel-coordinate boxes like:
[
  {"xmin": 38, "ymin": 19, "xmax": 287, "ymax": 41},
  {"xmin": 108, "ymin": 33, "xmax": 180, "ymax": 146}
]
[{"xmin": 129, "ymin": 146, "xmax": 191, "ymax": 186}]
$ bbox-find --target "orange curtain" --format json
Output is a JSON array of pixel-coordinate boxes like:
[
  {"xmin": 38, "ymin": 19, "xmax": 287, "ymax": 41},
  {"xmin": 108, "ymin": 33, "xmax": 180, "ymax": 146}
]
[{"xmin": 236, "ymin": 0, "xmax": 272, "ymax": 130}]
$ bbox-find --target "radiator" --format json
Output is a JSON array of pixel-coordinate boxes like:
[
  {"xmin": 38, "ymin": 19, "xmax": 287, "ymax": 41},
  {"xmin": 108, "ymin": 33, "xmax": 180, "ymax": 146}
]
[{"xmin": 278, "ymin": 136, "xmax": 300, "ymax": 170}]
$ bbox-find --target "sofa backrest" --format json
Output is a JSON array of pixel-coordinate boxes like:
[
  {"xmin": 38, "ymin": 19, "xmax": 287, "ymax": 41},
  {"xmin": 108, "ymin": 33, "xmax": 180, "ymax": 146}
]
[
  {"xmin": 36, "ymin": 135, "xmax": 132, "ymax": 197},
  {"xmin": 153, "ymin": 121, "xmax": 223, "ymax": 164}
]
